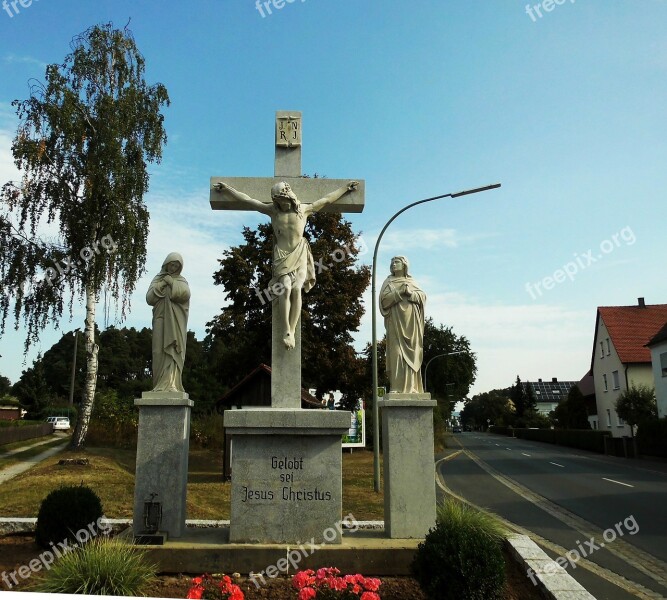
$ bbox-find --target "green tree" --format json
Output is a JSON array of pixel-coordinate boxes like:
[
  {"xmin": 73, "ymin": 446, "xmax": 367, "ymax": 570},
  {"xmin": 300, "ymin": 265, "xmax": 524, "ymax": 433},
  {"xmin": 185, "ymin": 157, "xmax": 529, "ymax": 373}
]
[
  {"xmin": 12, "ymin": 355, "xmax": 55, "ymax": 419},
  {"xmin": 206, "ymin": 211, "xmax": 370, "ymax": 411},
  {"xmin": 461, "ymin": 387, "xmax": 513, "ymax": 430},
  {"xmin": 0, "ymin": 23, "xmax": 169, "ymax": 448},
  {"xmin": 0, "ymin": 375, "xmax": 11, "ymax": 397},
  {"xmin": 552, "ymin": 385, "xmax": 590, "ymax": 430},
  {"xmin": 422, "ymin": 318, "xmax": 476, "ymax": 419},
  {"xmin": 615, "ymin": 384, "xmax": 658, "ymax": 437}
]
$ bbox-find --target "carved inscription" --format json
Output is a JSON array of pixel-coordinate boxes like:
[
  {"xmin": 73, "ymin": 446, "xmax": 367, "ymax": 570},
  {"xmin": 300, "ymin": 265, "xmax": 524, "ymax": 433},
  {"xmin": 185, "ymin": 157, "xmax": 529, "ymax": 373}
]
[
  {"xmin": 276, "ymin": 116, "xmax": 301, "ymax": 147},
  {"xmin": 241, "ymin": 455, "xmax": 332, "ymax": 503}
]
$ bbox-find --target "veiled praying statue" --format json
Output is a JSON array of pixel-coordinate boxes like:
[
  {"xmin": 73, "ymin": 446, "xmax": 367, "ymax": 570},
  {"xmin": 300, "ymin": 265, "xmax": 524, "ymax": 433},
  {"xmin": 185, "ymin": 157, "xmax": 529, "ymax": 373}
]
[
  {"xmin": 380, "ymin": 256, "xmax": 427, "ymax": 394},
  {"xmin": 146, "ymin": 252, "xmax": 190, "ymax": 392}
]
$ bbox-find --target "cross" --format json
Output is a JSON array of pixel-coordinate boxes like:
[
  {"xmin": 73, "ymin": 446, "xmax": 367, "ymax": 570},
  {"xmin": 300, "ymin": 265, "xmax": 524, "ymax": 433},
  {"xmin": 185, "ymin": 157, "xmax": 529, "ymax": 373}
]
[{"xmin": 210, "ymin": 111, "xmax": 365, "ymax": 409}]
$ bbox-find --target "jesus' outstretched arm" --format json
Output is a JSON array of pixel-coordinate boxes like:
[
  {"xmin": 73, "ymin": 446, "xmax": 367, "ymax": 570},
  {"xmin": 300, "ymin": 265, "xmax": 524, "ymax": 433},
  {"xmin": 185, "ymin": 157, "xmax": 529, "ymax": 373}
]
[
  {"xmin": 212, "ymin": 182, "xmax": 273, "ymax": 216},
  {"xmin": 305, "ymin": 181, "xmax": 359, "ymax": 215}
]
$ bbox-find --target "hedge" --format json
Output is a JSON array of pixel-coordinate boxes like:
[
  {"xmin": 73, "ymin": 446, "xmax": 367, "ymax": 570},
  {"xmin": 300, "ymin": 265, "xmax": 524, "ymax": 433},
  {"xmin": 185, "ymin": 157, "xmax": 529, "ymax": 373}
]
[
  {"xmin": 489, "ymin": 427, "xmax": 611, "ymax": 453},
  {"xmin": 637, "ymin": 419, "xmax": 667, "ymax": 458}
]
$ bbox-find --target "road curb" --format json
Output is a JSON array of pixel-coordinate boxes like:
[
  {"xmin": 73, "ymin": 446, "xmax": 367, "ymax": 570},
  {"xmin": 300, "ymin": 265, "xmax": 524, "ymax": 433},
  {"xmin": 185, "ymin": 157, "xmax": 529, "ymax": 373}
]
[{"xmin": 507, "ymin": 534, "xmax": 596, "ymax": 600}]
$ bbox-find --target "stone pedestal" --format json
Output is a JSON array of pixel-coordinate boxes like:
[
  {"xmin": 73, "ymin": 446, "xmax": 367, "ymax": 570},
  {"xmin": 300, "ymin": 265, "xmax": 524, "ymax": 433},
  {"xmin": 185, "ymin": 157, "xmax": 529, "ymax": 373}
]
[
  {"xmin": 133, "ymin": 392, "xmax": 193, "ymax": 539},
  {"xmin": 225, "ymin": 409, "xmax": 351, "ymax": 543},
  {"xmin": 378, "ymin": 393, "xmax": 436, "ymax": 539}
]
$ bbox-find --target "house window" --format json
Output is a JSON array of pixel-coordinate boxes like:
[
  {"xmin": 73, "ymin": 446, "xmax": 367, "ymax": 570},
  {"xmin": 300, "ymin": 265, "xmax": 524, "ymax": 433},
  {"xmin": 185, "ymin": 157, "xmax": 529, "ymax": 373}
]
[
  {"xmin": 603, "ymin": 374, "xmax": 608, "ymax": 392},
  {"xmin": 606, "ymin": 338, "xmax": 611, "ymax": 355},
  {"xmin": 661, "ymin": 352, "xmax": 667, "ymax": 377},
  {"xmin": 606, "ymin": 409, "xmax": 611, "ymax": 428},
  {"xmin": 612, "ymin": 370, "xmax": 620, "ymax": 390},
  {"xmin": 618, "ymin": 414, "xmax": 625, "ymax": 426},
  {"xmin": 600, "ymin": 342, "xmax": 605, "ymax": 358}
]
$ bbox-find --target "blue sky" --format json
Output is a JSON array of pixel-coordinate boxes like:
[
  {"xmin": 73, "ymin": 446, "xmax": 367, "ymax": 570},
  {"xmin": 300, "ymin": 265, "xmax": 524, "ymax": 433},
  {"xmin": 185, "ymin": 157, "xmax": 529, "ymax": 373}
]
[{"xmin": 1, "ymin": 1, "xmax": 666, "ymax": 396}]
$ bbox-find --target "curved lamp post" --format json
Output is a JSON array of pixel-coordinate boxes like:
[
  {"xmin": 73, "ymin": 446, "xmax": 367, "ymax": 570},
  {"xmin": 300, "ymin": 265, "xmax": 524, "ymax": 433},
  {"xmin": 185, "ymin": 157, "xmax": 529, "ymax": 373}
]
[
  {"xmin": 423, "ymin": 350, "xmax": 465, "ymax": 394},
  {"xmin": 371, "ymin": 183, "xmax": 501, "ymax": 492}
]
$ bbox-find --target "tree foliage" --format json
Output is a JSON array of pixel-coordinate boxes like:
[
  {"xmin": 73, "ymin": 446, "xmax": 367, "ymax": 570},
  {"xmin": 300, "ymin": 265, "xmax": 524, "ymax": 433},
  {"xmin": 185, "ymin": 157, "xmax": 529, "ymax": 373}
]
[
  {"xmin": 0, "ymin": 23, "xmax": 169, "ymax": 448},
  {"xmin": 615, "ymin": 384, "xmax": 658, "ymax": 437},
  {"xmin": 0, "ymin": 23, "xmax": 169, "ymax": 341},
  {"xmin": 12, "ymin": 354, "xmax": 56, "ymax": 419},
  {"xmin": 206, "ymin": 211, "xmax": 370, "ymax": 411},
  {"xmin": 552, "ymin": 385, "xmax": 590, "ymax": 430},
  {"xmin": 460, "ymin": 387, "xmax": 513, "ymax": 430},
  {"xmin": 422, "ymin": 318, "xmax": 476, "ymax": 411},
  {"xmin": 12, "ymin": 327, "xmax": 223, "ymax": 416}
]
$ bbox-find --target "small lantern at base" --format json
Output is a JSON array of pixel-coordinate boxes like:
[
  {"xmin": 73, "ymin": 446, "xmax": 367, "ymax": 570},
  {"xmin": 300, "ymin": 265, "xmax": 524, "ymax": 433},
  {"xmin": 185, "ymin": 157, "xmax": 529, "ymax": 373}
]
[{"xmin": 135, "ymin": 492, "xmax": 167, "ymax": 545}]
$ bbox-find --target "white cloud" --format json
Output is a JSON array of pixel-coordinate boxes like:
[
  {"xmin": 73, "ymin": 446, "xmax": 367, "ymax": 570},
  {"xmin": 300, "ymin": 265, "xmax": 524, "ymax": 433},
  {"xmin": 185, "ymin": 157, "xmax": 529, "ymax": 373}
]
[
  {"xmin": 2, "ymin": 53, "xmax": 47, "ymax": 70},
  {"xmin": 361, "ymin": 227, "xmax": 497, "ymax": 258},
  {"xmin": 353, "ymin": 284, "xmax": 592, "ymax": 398}
]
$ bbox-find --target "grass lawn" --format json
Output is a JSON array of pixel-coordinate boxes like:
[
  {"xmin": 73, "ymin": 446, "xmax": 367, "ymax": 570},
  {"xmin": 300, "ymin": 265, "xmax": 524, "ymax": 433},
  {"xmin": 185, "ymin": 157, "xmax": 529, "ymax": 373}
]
[{"xmin": 0, "ymin": 444, "xmax": 385, "ymax": 520}]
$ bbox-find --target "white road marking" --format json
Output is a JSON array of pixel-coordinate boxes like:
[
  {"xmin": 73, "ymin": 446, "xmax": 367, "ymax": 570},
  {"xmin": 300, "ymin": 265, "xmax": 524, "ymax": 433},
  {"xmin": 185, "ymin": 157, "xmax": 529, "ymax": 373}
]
[
  {"xmin": 495, "ymin": 444, "xmax": 500, "ymax": 446},
  {"xmin": 522, "ymin": 452, "xmax": 531, "ymax": 457},
  {"xmin": 506, "ymin": 447, "xmax": 512, "ymax": 450},
  {"xmin": 602, "ymin": 477, "xmax": 634, "ymax": 488},
  {"xmin": 549, "ymin": 462, "xmax": 565, "ymax": 468}
]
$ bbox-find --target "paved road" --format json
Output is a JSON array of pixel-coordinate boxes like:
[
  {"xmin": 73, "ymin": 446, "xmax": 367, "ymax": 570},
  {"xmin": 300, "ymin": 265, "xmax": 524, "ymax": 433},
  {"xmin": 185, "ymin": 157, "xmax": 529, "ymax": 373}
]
[{"xmin": 438, "ymin": 433, "xmax": 667, "ymax": 599}]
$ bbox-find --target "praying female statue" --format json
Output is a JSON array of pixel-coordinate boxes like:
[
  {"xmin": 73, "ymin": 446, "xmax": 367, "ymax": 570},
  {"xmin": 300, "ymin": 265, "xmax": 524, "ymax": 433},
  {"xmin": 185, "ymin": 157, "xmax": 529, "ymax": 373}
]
[
  {"xmin": 380, "ymin": 256, "xmax": 427, "ymax": 394},
  {"xmin": 146, "ymin": 252, "xmax": 190, "ymax": 392}
]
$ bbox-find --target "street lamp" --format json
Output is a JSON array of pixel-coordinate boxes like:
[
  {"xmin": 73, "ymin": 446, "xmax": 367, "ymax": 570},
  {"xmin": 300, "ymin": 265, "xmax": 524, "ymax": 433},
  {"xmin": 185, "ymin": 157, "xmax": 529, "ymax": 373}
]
[
  {"xmin": 423, "ymin": 351, "xmax": 465, "ymax": 394},
  {"xmin": 371, "ymin": 183, "xmax": 501, "ymax": 492},
  {"xmin": 68, "ymin": 328, "xmax": 80, "ymax": 407}
]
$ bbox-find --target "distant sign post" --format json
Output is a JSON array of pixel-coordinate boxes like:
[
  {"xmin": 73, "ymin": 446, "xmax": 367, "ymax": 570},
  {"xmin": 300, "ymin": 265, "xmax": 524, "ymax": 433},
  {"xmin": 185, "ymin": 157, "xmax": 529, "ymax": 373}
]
[{"xmin": 343, "ymin": 409, "xmax": 366, "ymax": 449}]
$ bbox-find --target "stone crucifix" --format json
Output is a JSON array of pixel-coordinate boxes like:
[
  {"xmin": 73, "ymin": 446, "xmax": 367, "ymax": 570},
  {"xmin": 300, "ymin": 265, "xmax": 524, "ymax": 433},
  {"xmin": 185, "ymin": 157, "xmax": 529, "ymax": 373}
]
[{"xmin": 210, "ymin": 111, "xmax": 365, "ymax": 408}]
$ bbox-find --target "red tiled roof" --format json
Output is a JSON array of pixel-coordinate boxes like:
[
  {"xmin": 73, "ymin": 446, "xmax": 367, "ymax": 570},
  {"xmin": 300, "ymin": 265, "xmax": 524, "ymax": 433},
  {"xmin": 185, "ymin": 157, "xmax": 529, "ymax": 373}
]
[
  {"xmin": 598, "ymin": 304, "xmax": 667, "ymax": 364},
  {"xmin": 647, "ymin": 321, "xmax": 667, "ymax": 348}
]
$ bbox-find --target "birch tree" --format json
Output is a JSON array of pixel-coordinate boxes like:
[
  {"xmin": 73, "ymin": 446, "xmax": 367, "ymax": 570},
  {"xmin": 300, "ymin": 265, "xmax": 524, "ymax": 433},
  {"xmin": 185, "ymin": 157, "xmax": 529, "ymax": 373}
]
[{"xmin": 0, "ymin": 23, "xmax": 169, "ymax": 448}]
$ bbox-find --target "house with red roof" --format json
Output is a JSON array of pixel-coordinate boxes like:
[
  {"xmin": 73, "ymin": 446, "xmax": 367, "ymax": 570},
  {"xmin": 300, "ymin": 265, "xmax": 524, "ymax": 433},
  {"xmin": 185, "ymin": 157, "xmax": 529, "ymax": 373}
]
[
  {"xmin": 591, "ymin": 298, "xmax": 667, "ymax": 437},
  {"xmin": 646, "ymin": 322, "xmax": 667, "ymax": 420}
]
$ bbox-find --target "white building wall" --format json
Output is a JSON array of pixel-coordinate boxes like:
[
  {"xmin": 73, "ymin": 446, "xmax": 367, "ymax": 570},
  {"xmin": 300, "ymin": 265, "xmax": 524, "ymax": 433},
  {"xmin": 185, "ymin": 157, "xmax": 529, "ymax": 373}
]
[
  {"xmin": 650, "ymin": 340, "xmax": 667, "ymax": 419},
  {"xmin": 593, "ymin": 318, "xmax": 632, "ymax": 437}
]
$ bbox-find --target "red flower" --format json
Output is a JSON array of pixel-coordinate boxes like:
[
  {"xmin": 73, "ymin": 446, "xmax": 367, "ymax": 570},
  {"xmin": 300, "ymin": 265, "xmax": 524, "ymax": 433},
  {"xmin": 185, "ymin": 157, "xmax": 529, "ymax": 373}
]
[
  {"xmin": 360, "ymin": 593, "xmax": 381, "ymax": 600},
  {"xmin": 298, "ymin": 587, "xmax": 317, "ymax": 600},
  {"xmin": 293, "ymin": 569, "xmax": 316, "ymax": 589}
]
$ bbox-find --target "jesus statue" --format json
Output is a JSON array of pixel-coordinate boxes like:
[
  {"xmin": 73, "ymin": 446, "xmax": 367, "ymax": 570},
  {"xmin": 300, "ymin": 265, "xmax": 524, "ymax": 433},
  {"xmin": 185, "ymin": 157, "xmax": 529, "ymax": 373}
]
[{"xmin": 213, "ymin": 180, "xmax": 359, "ymax": 350}]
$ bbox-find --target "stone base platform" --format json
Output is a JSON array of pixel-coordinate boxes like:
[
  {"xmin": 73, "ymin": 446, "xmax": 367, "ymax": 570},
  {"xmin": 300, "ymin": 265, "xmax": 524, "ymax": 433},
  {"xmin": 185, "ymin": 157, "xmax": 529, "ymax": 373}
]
[
  {"xmin": 224, "ymin": 409, "xmax": 351, "ymax": 544},
  {"xmin": 138, "ymin": 526, "xmax": 420, "ymax": 576}
]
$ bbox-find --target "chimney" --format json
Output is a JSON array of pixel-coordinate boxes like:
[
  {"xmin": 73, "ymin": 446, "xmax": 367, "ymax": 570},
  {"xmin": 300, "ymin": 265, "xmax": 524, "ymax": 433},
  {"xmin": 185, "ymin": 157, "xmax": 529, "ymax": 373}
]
[
  {"xmin": 552, "ymin": 377, "xmax": 558, "ymax": 383},
  {"xmin": 638, "ymin": 297, "xmax": 646, "ymax": 308},
  {"xmin": 538, "ymin": 378, "xmax": 542, "ymax": 383}
]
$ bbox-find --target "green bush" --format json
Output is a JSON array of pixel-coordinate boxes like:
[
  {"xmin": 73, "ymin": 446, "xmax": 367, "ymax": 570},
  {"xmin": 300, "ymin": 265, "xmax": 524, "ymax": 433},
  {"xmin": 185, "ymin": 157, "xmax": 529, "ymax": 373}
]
[
  {"xmin": 412, "ymin": 498, "xmax": 506, "ymax": 599},
  {"xmin": 35, "ymin": 485, "xmax": 104, "ymax": 549},
  {"xmin": 33, "ymin": 537, "xmax": 156, "ymax": 595},
  {"xmin": 638, "ymin": 418, "xmax": 667, "ymax": 458}
]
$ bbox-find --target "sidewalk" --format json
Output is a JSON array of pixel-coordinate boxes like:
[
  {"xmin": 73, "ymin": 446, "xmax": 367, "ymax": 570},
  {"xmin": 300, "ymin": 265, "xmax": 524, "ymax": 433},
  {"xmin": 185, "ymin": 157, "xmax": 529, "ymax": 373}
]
[
  {"xmin": 0, "ymin": 436, "xmax": 57, "ymax": 458},
  {"xmin": 0, "ymin": 440, "xmax": 68, "ymax": 484}
]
